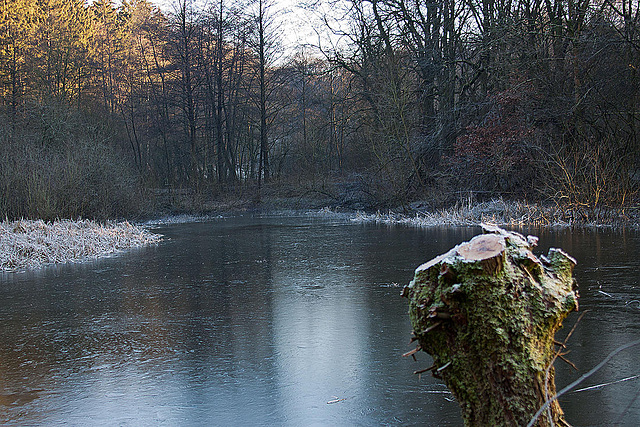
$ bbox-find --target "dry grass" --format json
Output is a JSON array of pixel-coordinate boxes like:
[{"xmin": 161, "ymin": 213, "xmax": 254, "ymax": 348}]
[
  {"xmin": 1, "ymin": 219, "xmax": 162, "ymax": 272},
  {"xmin": 349, "ymin": 198, "xmax": 640, "ymax": 228}
]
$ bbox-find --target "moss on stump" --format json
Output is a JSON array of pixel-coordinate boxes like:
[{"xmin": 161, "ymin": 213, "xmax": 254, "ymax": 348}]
[{"xmin": 402, "ymin": 224, "xmax": 579, "ymax": 426}]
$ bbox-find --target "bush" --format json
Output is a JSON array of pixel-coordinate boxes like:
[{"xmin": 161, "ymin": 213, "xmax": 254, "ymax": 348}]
[{"xmin": 0, "ymin": 104, "xmax": 144, "ymax": 221}]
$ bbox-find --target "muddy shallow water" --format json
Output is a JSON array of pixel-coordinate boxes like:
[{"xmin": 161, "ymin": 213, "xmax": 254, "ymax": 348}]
[{"xmin": 1, "ymin": 214, "xmax": 638, "ymax": 425}]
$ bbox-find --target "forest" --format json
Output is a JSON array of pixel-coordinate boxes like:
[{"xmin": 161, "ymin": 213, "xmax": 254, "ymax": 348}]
[{"xmin": 1, "ymin": 0, "xmax": 639, "ymax": 220}]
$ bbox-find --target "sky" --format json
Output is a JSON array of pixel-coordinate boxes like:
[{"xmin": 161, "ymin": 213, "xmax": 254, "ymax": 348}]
[
  {"xmin": 271, "ymin": 0, "xmax": 349, "ymax": 55},
  {"xmin": 152, "ymin": 0, "xmax": 351, "ymax": 58}
]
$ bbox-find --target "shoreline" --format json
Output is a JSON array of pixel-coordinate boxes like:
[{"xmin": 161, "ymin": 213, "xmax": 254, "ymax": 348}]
[
  {"xmin": 2, "ymin": 199, "xmax": 637, "ymax": 272},
  {"xmin": 158, "ymin": 188, "xmax": 640, "ymax": 229},
  {"xmin": 344, "ymin": 199, "xmax": 640, "ymax": 230},
  {"xmin": 1, "ymin": 219, "xmax": 162, "ymax": 272}
]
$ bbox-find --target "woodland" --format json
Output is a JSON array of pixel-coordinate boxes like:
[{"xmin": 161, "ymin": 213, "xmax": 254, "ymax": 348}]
[{"xmin": 1, "ymin": 0, "xmax": 639, "ymax": 220}]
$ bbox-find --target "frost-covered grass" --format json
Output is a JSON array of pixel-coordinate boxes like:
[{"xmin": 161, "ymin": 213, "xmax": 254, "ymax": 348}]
[
  {"xmin": 1, "ymin": 219, "xmax": 162, "ymax": 272},
  {"xmin": 348, "ymin": 199, "xmax": 638, "ymax": 228},
  {"xmin": 143, "ymin": 213, "xmax": 222, "ymax": 226}
]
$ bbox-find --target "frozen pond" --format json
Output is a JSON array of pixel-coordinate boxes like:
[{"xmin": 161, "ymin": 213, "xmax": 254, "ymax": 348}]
[{"xmin": 1, "ymin": 214, "xmax": 639, "ymax": 425}]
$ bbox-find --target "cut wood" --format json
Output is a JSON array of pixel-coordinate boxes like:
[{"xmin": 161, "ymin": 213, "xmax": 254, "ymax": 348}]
[{"xmin": 456, "ymin": 233, "xmax": 505, "ymax": 261}]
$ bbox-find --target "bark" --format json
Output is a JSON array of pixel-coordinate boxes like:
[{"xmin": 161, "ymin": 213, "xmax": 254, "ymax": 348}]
[{"xmin": 402, "ymin": 224, "xmax": 579, "ymax": 426}]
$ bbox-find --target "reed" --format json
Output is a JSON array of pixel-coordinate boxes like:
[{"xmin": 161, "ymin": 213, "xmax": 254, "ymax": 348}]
[{"xmin": 1, "ymin": 219, "xmax": 162, "ymax": 272}]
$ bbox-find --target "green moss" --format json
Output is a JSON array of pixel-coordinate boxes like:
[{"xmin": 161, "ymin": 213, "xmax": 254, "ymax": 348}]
[{"xmin": 405, "ymin": 228, "xmax": 577, "ymax": 426}]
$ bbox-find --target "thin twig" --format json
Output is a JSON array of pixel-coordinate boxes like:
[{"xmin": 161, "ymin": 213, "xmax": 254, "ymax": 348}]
[
  {"xmin": 414, "ymin": 364, "xmax": 436, "ymax": 375},
  {"xmin": 542, "ymin": 310, "xmax": 589, "ymax": 425},
  {"xmin": 436, "ymin": 361, "xmax": 452, "ymax": 372},
  {"xmin": 421, "ymin": 321, "xmax": 443, "ymax": 335},
  {"xmin": 613, "ymin": 375, "xmax": 640, "ymax": 426},
  {"xmin": 571, "ymin": 374, "xmax": 640, "ymax": 393},
  {"xmin": 558, "ymin": 354, "xmax": 578, "ymax": 371},
  {"xmin": 528, "ymin": 339, "xmax": 640, "ymax": 427},
  {"xmin": 402, "ymin": 345, "xmax": 421, "ymax": 358}
]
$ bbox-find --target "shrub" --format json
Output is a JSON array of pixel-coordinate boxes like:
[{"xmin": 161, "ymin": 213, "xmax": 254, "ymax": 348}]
[{"xmin": 0, "ymin": 104, "xmax": 144, "ymax": 221}]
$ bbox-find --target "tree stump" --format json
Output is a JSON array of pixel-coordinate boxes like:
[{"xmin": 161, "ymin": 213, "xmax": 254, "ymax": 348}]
[{"xmin": 402, "ymin": 225, "xmax": 579, "ymax": 426}]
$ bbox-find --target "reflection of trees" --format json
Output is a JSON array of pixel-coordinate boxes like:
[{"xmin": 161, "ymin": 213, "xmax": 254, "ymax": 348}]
[{"xmin": 116, "ymin": 221, "xmax": 278, "ymax": 370}]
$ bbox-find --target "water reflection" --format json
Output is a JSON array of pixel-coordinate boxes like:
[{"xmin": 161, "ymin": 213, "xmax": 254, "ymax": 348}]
[{"xmin": 1, "ymin": 215, "xmax": 638, "ymax": 425}]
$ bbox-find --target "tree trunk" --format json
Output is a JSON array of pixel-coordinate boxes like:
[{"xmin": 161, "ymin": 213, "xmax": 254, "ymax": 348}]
[
  {"xmin": 402, "ymin": 225, "xmax": 579, "ymax": 426},
  {"xmin": 257, "ymin": 0, "xmax": 269, "ymax": 185}
]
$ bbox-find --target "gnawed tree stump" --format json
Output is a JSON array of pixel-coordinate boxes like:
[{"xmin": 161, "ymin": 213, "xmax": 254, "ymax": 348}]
[{"xmin": 402, "ymin": 224, "xmax": 579, "ymax": 426}]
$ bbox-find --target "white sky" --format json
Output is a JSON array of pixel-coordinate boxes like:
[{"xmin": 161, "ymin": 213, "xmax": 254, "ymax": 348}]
[
  {"xmin": 272, "ymin": 0, "xmax": 349, "ymax": 55},
  {"xmin": 152, "ymin": 0, "xmax": 351, "ymax": 58}
]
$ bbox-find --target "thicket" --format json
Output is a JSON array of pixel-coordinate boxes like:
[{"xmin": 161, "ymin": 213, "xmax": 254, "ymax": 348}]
[
  {"xmin": 1, "ymin": 0, "xmax": 638, "ymax": 220},
  {"xmin": 0, "ymin": 104, "xmax": 144, "ymax": 221}
]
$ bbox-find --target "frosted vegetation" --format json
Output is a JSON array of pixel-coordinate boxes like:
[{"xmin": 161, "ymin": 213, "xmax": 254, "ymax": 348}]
[
  {"xmin": 1, "ymin": 219, "xmax": 162, "ymax": 272},
  {"xmin": 348, "ymin": 198, "xmax": 636, "ymax": 228}
]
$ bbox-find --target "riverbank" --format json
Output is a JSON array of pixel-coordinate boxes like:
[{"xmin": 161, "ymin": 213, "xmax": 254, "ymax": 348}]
[
  {"xmin": 346, "ymin": 199, "xmax": 640, "ymax": 229},
  {"xmin": 151, "ymin": 183, "xmax": 640, "ymax": 229},
  {"xmin": 149, "ymin": 188, "xmax": 640, "ymax": 229},
  {"xmin": 2, "ymin": 198, "xmax": 636, "ymax": 273},
  {"xmin": 0, "ymin": 219, "xmax": 162, "ymax": 272}
]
